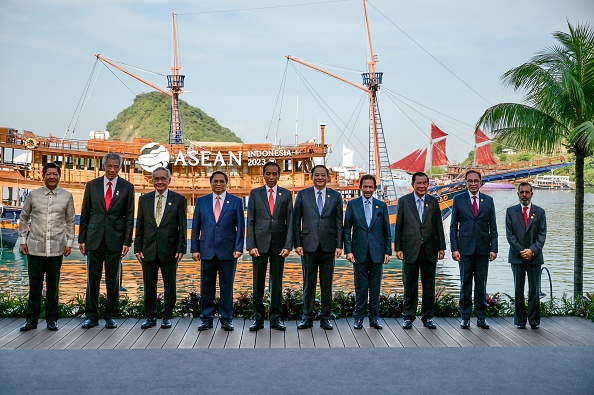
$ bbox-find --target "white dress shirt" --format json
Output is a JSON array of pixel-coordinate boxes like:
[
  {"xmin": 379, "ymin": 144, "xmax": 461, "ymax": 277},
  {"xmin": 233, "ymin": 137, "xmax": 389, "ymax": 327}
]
[{"xmin": 154, "ymin": 189, "xmax": 169, "ymax": 219}]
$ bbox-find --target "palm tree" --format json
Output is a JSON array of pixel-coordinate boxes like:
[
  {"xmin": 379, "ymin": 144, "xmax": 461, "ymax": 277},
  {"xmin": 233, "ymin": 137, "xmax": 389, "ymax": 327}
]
[{"xmin": 477, "ymin": 21, "xmax": 594, "ymax": 300}]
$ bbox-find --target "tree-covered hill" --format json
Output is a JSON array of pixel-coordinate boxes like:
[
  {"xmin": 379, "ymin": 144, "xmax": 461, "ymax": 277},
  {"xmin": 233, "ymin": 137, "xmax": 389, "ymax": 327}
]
[{"xmin": 106, "ymin": 92, "xmax": 242, "ymax": 143}]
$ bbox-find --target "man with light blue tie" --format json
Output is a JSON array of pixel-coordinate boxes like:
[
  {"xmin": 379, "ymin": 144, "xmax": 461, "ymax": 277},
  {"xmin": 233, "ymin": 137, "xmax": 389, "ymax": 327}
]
[
  {"xmin": 293, "ymin": 165, "xmax": 343, "ymax": 330},
  {"xmin": 344, "ymin": 175, "xmax": 391, "ymax": 330},
  {"xmin": 395, "ymin": 172, "xmax": 446, "ymax": 330}
]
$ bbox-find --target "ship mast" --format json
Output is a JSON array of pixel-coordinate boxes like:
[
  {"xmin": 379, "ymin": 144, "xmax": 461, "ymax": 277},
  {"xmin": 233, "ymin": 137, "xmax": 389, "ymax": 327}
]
[
  {"xmin": 287, "ymin": 0, "xmax": 397, "ymax": 200},
  {"xmin": 94, "ymin": 9, "xmax": 185, "ymax": 146}
]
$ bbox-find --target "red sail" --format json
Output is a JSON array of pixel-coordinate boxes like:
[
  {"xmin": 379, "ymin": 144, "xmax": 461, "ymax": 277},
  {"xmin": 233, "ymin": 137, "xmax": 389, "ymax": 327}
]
[
  {"xmin": 475, "ymin": 128, "xmax": 497, "ymax": 165},
  {"xmin": 431, "ymin": 123, "xmax": 449, "ymax": 166},
  {"xmin": 390, "ymin": 148, "xmax": 427, "ymax": 173}
]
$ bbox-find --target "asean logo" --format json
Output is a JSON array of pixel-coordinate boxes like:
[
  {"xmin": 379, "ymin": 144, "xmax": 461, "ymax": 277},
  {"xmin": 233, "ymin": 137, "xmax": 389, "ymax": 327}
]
[{"xmin": 137, "ymin": 143, "xmax": 170, "ymax": 172}]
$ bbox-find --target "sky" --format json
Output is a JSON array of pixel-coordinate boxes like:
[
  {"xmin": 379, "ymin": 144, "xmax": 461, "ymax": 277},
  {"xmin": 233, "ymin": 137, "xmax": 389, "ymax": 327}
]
[{"xmin": 1, "ymin": 0, "xmax": 592, "ymax": 168}]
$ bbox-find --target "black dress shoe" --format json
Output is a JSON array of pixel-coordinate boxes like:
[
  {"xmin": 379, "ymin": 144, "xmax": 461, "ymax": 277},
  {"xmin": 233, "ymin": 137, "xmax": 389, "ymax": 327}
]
[
  {"xmin": 477, "ymin": 319, "xmax": 490, "ymax": 329},
  {"xmin": 198, "ymin": 321, "xmax": 213, "ymax": 331},
  {"xmin": 270, "ymin": 319, "xmax": 286, "ymax": 331},
  {"xmin": 353, "ymin": 319, "xmax": 363, "ymax": 330},
  {"xmin": 105, "ymin": 319, "xmax": 117, "ymax": 329},
  {"xmin": 369, "ymin": 319, "xmax": 383, "ymax": 330},
  {"xmin": 460, "ymin": 319, "xmax": 470, "ymax": 329},
  {"xmin": 531, "ymin": 324, "xmax": 540, "ymax": 330},
  {"xmin": 320, "ymin": 319, "xmax": 333, "ymax": 330},
  {"xmin": 423, "ymin": 319, "xmax": 437, "ymax": 329},
  {"xmin": 517, "ymin": 324, "xmax": 526, "ymax": 329},
  {"xmin": 141, "ymin": 318, "xmax": 157, "ymax": 329},
  {"xmin": 161, "ymin": 319, "xmax": 172, "ymax": 329},
  {"xmin": 46, "ymin": 321, "xmax": 58, "ymax": 331},
  {"xmin": 402, "ymin": 319, "xmax": 413, "ymax": 329},
  {"xmin": 221, "ymin": 321, "xmax": 234, "ymax": 331},
  {"xmin": 297, "ymin": 319, "xmax": 313, "ymax": 329},
  {"xmin": 20, "ymin": 322, "xmax": 37, "ymax": 332},
  {"xmin": 81, "ymin": 319, "xmax": 99, "ymax": 329},
  {"xmin": 249, "ymin": 319, "xmax": 264, "ymax": 331}
]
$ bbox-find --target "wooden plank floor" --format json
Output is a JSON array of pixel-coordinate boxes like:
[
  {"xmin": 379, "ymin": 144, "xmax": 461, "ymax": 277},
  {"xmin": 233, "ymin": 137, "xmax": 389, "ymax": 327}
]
[{"xmin": 1, "ymin": 316, "xmax": 593, "ymax": 349}]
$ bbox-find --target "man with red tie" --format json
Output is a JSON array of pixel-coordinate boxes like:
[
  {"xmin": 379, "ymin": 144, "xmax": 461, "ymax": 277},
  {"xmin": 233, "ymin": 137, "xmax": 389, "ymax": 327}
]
[
  {"xmin": 79, "ymin": 153, "xmax": 135, "ymax": 329},
  {"xmin": 505, "ymin": 182, "xmax": 547, "ymax": 329},
  {"xmin": 191, "ymin": 171, "xmax": 244, "ymax": 332},
  {"xmin": 246, "ymin": 162, "xmax": 293, "ymax": 331},
  {"xmin": 450, "ymin": 170, "xmax": 498, "ymax": 329}
]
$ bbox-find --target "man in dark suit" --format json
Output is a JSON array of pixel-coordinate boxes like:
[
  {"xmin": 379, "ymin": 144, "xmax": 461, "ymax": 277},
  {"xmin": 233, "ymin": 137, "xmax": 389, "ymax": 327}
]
[
  {"xmin": 135, "ymin": 167, "xmax": 187, "ymax": 329},
  {"xmin": 293, "ymin": 164, "xmax": 343, "ymax": 330},
  {"xmin": 506, "ymin": 182, "xmax": 546, "ymax": 329},
  {"xmin": 344, "ymin": 175, "xmax": 391, "ymax": 330},
  {"xmin": 191, "ymin": 171, "xmax": 244, "ymax": 332},
  {"xmin": 247, "ymin": 162, "xmax": 293, "ymax": 332},
  {"xmin": 79, "ymin": 152, "xmax": 134, "ymax": 329},
  {"xmin": 395, "ymin": 172, "xmax": 446, "ymax": 330},
  {"xmin": 450, "ymin": 170, "xmax": 498, "ymax": 329}
]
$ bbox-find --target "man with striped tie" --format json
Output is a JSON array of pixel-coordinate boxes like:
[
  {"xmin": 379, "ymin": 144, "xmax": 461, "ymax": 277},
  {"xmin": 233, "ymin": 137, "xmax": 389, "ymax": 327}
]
[{"xmin": 135, "ymin": 167, "xmax": 187, "ymax": 329}]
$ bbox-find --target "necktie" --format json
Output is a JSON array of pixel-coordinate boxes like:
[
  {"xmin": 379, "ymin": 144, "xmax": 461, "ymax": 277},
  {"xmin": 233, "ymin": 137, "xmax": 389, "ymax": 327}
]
[
  {"xmin": 417, "ymin": 198, "xmax": 424, "ymax": 221},
  {"xmin": 317, "ymin": 191, "xmax": 323, "ymax": 216},
  {"xmin": 156, "ymin": 194, "xmax": 163, "ymax": 226},
  {"xmin": 268, "ymin": 188, "xmax": 275, "ymax": 216},
  {"xmin": 523, "ymin": 206, "xmax": 529, "ymax": 227},
  {"xmin": 214, "ymin": 196, "xmax": 221, "ymax": 222},
  {"xmin": 105, "ymin": 181, "xmax": 112, "ymax": 211},
  {"xmin": 365, "ymin": 199, "xmax": 372, "ymax": 226},
  {"xmin": 472, "ymin": 195, "xmax": 478, "ymax": 216}
]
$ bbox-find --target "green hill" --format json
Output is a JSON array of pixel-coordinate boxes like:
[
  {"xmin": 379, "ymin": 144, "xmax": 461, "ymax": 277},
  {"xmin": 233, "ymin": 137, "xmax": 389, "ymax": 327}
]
[{"xmin": 106, "ymin": 92, "xmax": 242, "ymax": 143}]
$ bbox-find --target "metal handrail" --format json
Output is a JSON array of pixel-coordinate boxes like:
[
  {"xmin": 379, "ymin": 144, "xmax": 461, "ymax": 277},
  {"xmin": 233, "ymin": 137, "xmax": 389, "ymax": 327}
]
[{"xmin": 540, "ymin": 266, "xmax": 553, "ymax": 299}]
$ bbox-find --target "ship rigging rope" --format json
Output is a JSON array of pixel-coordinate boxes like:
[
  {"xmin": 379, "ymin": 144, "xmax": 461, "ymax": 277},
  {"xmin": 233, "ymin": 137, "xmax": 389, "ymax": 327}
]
[
  {"xmin": 289, "ymin": 61, "xmax": 369, "ymax": 165},
  {"xmin": 100, "ymin": 56, "xmax": 165, "ymax": 77},
  {"xmin": 266, "ymin": 60, "xmax": 290, "ymax": 142},
  {"xmin": 99, "ymin": 59, "xmax": 138, "ymax": 96},
  {"xmin": 366, "ymin": 0, "xmax": 492, "ymax": 106},
  {"xmin": 66, "ymin": 58, "xmax": 102, "ymax": 138}
]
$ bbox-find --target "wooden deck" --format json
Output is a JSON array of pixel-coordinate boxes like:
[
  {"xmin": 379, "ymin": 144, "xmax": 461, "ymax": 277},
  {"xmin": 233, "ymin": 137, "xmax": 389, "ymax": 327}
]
[{"xmin": 1, "ymin": 316, "xmax": 593, "ymax": 350}]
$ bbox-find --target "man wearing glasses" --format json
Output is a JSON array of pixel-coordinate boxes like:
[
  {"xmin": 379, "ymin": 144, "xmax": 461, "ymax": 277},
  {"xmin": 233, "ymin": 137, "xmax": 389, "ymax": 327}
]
[{"xmin": 450, "ymin": 170, "xmax": 498, "ymax": 329}]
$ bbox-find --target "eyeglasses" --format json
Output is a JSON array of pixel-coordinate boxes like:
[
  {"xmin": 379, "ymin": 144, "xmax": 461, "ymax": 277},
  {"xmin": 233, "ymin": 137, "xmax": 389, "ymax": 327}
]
[{"xmin": 466, "ymin": 179, "xmax": 481, "ymax": 184}]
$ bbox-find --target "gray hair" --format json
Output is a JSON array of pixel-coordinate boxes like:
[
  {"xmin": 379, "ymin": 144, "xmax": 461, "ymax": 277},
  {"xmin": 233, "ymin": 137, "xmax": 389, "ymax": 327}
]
[
  {"xmin": 102, "ymin": 152, "xmax": 123, "ymax": 167},
  {"xmin": 152, "ymin": 166, "xmax": 171, "ymax": 181}
]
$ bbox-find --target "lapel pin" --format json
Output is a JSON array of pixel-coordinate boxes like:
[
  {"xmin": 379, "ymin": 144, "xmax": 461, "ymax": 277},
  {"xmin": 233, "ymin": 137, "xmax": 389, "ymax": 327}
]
[
  {"xmin": 116, "ymin": 191, "xmax": 120, "ymax": 196},
  {"xmin": 168, "ymin": 202, "xmax": 172, "ymax": 206},
  {"xmin": 425, "ymin": 203, "xmax": 429, "ymax": 207},
  {"xmin": 480, "ymin": 199, "xmax": 483, "ymax": 202},
  {"xmin": 226, "ymin": 200, "xmax": 230, "ymax": 204},
  {"xmin": 375, "ymin": 205, "xmax": 379, "ymax": 209},
  {"xmin": 279, "ymin": 192, "xmax": 282, "ymax": 196},
  {"xmin": 327, "ymin": 194, "xmax": 330, "ymax": 198}
]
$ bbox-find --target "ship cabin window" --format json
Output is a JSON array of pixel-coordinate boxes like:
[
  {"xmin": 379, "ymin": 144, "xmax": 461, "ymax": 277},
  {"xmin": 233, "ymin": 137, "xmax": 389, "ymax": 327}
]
[
  {"xmin": 88, "ymin": 159, "xmax": 95, "ymax": 170},
  {"xmin": 65, "ymin": 156, "xmax": 74, "ymax": 169},
  {"xmin": 133, "ymin": 160, "xmax": 143, "ymax": 173},
  {"xmin": 283, "ymin": 160, "xmax": 292, "ymax": 172},
  {"xmin": 53, "ymin": 155, "xmax": 63, "ymax": 167},
  {"xmin": 295, "ymin": 161, "xmax": 303, "ymax": 172},
  {"xmin": 76, "ymin": 158, "xmax": 85, "ymax": 170}
]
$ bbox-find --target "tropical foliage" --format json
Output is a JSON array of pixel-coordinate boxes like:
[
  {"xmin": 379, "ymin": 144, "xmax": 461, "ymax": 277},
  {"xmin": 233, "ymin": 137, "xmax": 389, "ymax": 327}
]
[
  {"xmin": 477, "ymin": 21, "xmax": 594, "ymax": 299},
  {"xmin": 106, "ymin": 91, "xmax": 243, "ymax": 143},
  {"xmin": 2, "ymin": 290, "xmax": 594, "ymax": 322}
]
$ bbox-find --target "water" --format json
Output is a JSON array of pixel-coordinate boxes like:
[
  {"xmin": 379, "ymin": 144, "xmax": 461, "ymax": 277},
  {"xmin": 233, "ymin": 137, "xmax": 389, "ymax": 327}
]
[{"xmin": 1, "ymin": 189, "xmax": 592, "ymax": 301}]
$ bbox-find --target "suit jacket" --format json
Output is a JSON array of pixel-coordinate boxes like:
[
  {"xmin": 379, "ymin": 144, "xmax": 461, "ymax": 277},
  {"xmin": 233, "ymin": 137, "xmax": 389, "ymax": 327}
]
[
  {"xmin": 293, "ymin": 187, "xmax": 343, "ymax": 253},
  {"xmin": 394, "ymin": 193, "xmax": 446, "ymax": 264},
  {"xmin": 190, "ymin": 192, "xmax": 245, "ymax": 261},
  {"xmin": 78, "ymin": 176, "xmax": 134, "ymax": 252},
  {"xmin": 505, "ymin": 204, "xmax": 546, "ymax": 265},
  {"xmin": 343, "ymin": 196, "xmax": 391, "ymax": 263},
  {"xmin": 246, "ymin": 185, "xmax": 293, "ymax": 254},
  {"xmin": 134, "ymin": 189, "xmax": 187, "ymax": 262},
  {"xmin": 450, "ymin": 192, "xmax": 498, "ymax": 256}
]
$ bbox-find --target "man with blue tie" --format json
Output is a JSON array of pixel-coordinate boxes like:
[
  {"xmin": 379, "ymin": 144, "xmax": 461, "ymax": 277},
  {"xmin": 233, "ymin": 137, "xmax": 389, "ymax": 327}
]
[
  {"xmin": 394, "ymin": 172, "xmax": 446, "ymax": 329},
  {"xmin": 344, "ymin": 175, "xmax": 391, "ymax": 330},
  {"xmin": 191, "ymin": 171, "xmax": 244, "ymax": 332},
  {"xmin": 450, "ymin": 170, "xmax": 498, "ymax": 329},
  {"xmin": 293, "ymin": 165, "xmax": 343, "ymax": 330}
]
